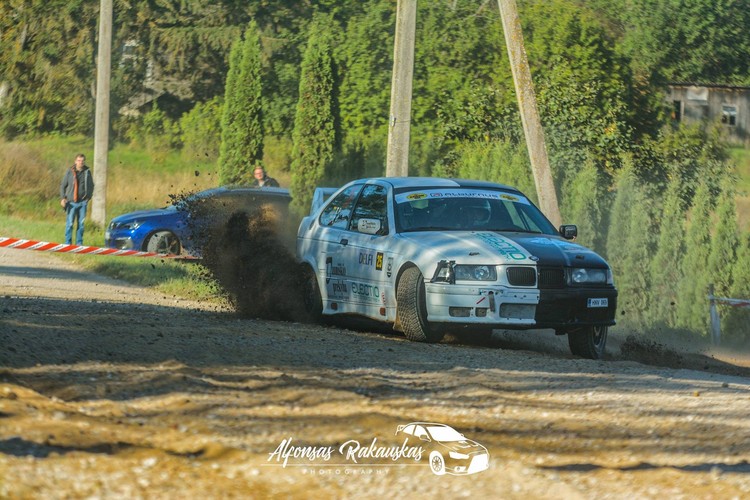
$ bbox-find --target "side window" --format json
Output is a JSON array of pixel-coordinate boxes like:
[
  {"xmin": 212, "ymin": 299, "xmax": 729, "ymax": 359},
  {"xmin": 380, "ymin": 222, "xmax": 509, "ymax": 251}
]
[
  {"xmin": 349, "ymin": 184, "xmax": 389, "ymax": 235},
  {"xmin": 319, "ymin": 185, "xmax": 362, "ymax": 228}
]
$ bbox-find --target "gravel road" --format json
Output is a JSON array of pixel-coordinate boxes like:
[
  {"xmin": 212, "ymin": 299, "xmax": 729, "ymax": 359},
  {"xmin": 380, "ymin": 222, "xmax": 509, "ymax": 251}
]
[{"xmin": 1, "ymin": 246, "xmax": 750, "ymax": 499}]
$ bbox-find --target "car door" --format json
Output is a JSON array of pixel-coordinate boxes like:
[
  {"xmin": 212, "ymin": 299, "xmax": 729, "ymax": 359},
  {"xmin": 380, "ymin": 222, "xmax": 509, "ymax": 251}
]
[
  {"xmin": 339, "ymin": 183, "xmax": 391, "ymax": 316},
  {"xmin": 314, "ymin": 184, "xmax": 364, "ymax": 304}
]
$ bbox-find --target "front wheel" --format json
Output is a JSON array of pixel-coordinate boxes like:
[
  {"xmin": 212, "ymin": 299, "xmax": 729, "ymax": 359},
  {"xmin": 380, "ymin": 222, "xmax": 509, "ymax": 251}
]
[
  {"xmin": 396, "ymin": 267, "xmax": 445, "ymax": 343},
  {"xmin": 429, "ymin": 451, "xmax": 446, "ymax": 476},
  {"xmin": 145, "ymin": 231, "xmax": 181, "ymax": 255},
  {"xmin": 301, "ymin": 265, "xmax": 323, "ymax": 322},
  {"xmin": 567, "ymin": 325, "xmax": 608, "ymax": 359}
]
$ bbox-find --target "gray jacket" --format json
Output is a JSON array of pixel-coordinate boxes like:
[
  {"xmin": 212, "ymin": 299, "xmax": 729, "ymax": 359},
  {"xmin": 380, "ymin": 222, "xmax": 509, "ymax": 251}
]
[{"xmin": 60, "ymin": 166, "xmax": 94, "ymax": 202}]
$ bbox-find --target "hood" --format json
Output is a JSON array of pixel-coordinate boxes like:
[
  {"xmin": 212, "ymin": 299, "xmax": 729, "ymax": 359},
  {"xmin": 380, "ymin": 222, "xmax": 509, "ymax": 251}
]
[
  {"xmin": 398, "ymin": 231, "xmax": 609, "ymax": 268},
  {"xmin": 437, "ymin": 438, "xmax": 486, "ymax": 454},
  {"xmin": 110, "ymin": 206, "xmax": 178, "ymax": 223}
]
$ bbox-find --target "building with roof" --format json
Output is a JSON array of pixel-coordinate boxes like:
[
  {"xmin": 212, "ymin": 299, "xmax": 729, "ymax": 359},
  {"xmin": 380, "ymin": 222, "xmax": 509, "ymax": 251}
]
[{"xmin": 667, "ymin": 83, "xmax": 749, "ymax": 146}]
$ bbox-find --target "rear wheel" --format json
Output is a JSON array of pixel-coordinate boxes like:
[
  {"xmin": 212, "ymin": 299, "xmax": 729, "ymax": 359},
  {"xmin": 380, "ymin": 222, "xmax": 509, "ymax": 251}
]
[
  {"xmin": 145, "ymin": 231, "xmax": 181, "ymax": 255},
  {"xmin": 567, "ymin": 325, "xmax": 608, "ymax": 359},
  {"xmin": 396, "ymin": 267, "xmax": 445, "ymax": 343}
]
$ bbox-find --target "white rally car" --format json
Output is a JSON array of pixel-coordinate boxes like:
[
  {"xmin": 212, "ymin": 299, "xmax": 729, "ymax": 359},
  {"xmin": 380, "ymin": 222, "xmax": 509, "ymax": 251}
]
[{"xmin": 297, "ymin": 177, "xmax": 617, "ymax": 359}]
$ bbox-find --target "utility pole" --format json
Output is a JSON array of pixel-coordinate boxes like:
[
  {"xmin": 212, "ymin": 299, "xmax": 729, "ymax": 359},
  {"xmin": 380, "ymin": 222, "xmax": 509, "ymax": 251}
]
[
  {"xmin": 386, "ymin": 0, "xmax": 417, "ymax": 177},
  {"xmin": 497, "ymin": 0, "xmax": 561, "ymax": 227},
  {"xmin": 91, "ymin": 0, "xmax": 112, "ymax": 227}
]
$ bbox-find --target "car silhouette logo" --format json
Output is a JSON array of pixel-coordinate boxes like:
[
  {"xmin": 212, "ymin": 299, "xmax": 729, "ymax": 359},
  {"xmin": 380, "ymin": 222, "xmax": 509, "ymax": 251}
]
[{"xmin": 396, "ymin": 422, "xmax": 490, "ymax": 475}]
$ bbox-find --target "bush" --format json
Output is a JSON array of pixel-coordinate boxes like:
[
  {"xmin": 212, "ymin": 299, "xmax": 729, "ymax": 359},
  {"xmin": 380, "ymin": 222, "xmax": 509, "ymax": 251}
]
[
  {"xmin": 179, "ymin": 97, "xmax": 222, "ymax": 162},
  {"xmin": 126, "ymin": 103, "xmax": 180, "ymax": 154}
]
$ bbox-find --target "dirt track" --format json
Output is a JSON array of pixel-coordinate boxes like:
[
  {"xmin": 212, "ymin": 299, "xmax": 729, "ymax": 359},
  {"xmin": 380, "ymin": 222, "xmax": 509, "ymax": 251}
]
[{"xmin": 1, "ymin": 246, "xmax": 750, "ymax": 499}]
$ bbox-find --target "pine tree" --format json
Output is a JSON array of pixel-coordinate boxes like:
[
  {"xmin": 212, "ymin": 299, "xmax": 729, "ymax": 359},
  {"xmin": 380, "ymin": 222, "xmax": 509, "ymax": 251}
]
[
  {"xmin": 290, "ymin": 17, "xmax": 336, "ymax": 215},
  {"xmin": 675, "ymin": 181, "xmax": 713, "ymax": 334},
  {"xmin": 605, "ymin": 157, "xmax": 637, "ymax": 277},
  {"xmin": 707, "ymin": 178, "xmax": 739, "ymax": 298},
  {"xmin": 617, "ymin": 183, "xmax": 656, "ymax": 328},
  {"xmin": 706, "ymin": 177, "xmax": 740, "ymax": 340},
  {"xmin": 562, "ymin": 160, "xmax": 606, "ymax": 253},
  {"xmin": 648, "ymin": 176, "xmax": 687, "ymax": 328},
  {"xmin": 218, "ymin": 22, "xmax": 263, "ymax": 185},
  {"xmin": 725, "ymin": 232, "xmax": 750, "ymax": 343}
]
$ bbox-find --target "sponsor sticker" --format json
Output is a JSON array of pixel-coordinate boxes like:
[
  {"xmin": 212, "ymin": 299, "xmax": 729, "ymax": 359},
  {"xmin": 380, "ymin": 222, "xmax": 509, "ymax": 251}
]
[
  {"xmin": 395, "ymin": 189, "xmax": 530, "ymax": 205},
  {"xmin": 475, "ymin": 232, "xmax": 528, "ymax": 261},
  {"xmin": 359, "ymin": 252, "xmax": 374, "ymax": 266}
]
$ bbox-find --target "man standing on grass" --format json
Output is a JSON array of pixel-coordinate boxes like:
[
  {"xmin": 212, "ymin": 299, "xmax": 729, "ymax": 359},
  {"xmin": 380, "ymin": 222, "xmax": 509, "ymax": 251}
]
[{"xmin": 59, "ymin": 153, "xmax": 94, "ymax": 245}]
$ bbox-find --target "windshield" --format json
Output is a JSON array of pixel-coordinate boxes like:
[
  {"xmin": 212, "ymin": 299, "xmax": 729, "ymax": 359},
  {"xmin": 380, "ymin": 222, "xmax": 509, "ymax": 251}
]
[
  {"xmin": 426, "ymin": 426, "xmax": 465, "ymax": 442},
  {"xmin": 394, "ymin": 188, "xmax": 557, "ymax": 235}
]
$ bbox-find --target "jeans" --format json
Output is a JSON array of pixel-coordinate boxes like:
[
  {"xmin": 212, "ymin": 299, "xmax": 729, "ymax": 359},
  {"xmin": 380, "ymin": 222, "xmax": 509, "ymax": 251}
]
[{"xmin": 65, "ymin": 200, "xmax": 88, "ymax": 245}]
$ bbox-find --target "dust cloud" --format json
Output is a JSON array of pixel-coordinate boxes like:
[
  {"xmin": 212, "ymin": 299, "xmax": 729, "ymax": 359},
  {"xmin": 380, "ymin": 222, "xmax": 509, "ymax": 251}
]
[{"xmin": 199, "ymin": 205, "xmax": 312, "ymax": 322}]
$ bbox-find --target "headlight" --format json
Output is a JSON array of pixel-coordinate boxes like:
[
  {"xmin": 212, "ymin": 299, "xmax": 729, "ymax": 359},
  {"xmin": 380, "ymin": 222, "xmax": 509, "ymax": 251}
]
[
  {"xmin": 569, "ymin": 268, "xmax": 610, "ymax": 285},
  {"xmin": 454, "ymin": 265, "xmax": 497, "ymax": 281},
  {"xmin": 449, "ymin": 451, "xmax": 470, "ymax": 459},
  {"xmin": 121, "ymin": 221, "xmax": 142, "ymax": 230}
]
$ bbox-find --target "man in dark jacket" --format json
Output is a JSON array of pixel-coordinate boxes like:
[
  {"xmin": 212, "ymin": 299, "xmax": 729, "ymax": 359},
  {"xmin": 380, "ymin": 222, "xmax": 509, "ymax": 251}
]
[
  {"xmin": 60, "ymin": 153, "xmax": 94, "ymax": 245},
  {"xmin": 251, "ymin": 166, "xmax": 280, "ymax": 188}
]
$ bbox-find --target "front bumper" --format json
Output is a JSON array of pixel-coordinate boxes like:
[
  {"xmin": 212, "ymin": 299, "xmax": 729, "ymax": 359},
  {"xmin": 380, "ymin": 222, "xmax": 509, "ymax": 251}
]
[
  {"xmin": 104, "ymin": 229, "xmax": 137, "ymax": 250},
  {"xmin": 424, "ymin": 282, "xmax": 616, "ymax": 330}
]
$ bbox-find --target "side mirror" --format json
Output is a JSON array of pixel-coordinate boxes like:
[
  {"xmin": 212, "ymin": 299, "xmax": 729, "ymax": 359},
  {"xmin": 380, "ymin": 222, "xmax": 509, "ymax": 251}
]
[
  {"xmin": 559, "ymin": 224, "xmax": 577, "ymax": 240},
  {"xmin": 357, "ymin": 218, "xmax": 382, "ymax": 235}
]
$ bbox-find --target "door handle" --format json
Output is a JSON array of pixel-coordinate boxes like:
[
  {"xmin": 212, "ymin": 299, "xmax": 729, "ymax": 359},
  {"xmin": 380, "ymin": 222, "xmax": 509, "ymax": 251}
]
[{"xmin": 340, "ymin": 238, "xmax": 348, "ymax": 246}]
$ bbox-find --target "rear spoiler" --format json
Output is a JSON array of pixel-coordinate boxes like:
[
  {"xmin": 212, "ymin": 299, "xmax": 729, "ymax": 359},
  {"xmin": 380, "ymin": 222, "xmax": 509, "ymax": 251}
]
[{"xmin": 309, "ymin": 187, "xmax": 338, "ymax": 215}]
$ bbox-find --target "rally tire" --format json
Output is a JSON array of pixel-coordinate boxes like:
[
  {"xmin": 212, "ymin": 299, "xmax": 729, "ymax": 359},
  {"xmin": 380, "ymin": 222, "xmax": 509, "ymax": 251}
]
[
  {"xmin": 568, "ymin": 325, "xmax": 608, "ymax": 359},
  {"xmin": 396, "ymin": 267, "xmax": 445, "ymax": 343},
  {"xmin": 302, "ymin": 266, "xmax": 323, "ymax": 323},
  {"xmin": 145, "ymin": 231, "xmax": 181, "ymax": 255}
]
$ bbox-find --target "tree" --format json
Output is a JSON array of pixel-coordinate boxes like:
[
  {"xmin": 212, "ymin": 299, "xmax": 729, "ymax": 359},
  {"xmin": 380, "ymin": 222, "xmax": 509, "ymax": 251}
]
[
  {"xmin": 707, "ymin": 177, "xmax": 739, "ymax": 299},
  {"xmin": 561, "ymin": 159, "xmax": 606, "ymax": 253},
  {"xmin": 448, "ymin": 139, "xmax": 536, "ymax": 204},
  {"xmin": 648, "ymin": 176, "xmax": 687, "ymax": 328},
  {"xmin": 335, "ymin": 2, "xmax": 393, "ymax": 177},
  {"xmin": 522, "ymin": 0, "xmax": 633, "ymax": 184},
  {"xmin": 725, "ymin": 232, "xmax": 750, "ymax": 342},
  {"xmin": 0, "ymin": 0, "xmax": 98, "ymax": 136},
  {"xmin": 180, "ymin": 96, "xmax": 223, "ymax": 162},
  {"xmin": 605, "ymin": 157, "xmax": 638, "ymax": 274},
  {"xmin": 675, "ymin": 181, "xmax": 713, "ymax": 334},
  {"xmin": 290, "ymin": 17, "xmax": 336, "ymax": 215},
  {"xmin": 616, "ymin": 183, "xmax": 657, "ymax": 328},
  {"xmin": 218, "ymin": 21, "xmax": 263, "ymax": 185}
]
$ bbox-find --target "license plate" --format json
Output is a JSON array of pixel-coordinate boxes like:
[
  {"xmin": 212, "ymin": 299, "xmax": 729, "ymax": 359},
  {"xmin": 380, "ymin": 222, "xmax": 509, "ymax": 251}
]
[{"xmin": 587, "ymin": 298, "xmax": 608, "ymax": 308}]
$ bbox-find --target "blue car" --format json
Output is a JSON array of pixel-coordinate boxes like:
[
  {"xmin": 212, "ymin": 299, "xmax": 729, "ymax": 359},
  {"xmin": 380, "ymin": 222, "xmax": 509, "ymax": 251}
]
[{"xmin": 105, "ymin": 186, "xmax": 293, "ymax": 256}]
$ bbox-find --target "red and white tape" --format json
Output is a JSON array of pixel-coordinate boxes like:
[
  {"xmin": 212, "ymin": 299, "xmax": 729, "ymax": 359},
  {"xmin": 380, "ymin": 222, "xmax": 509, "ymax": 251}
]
[{"xmin": 0, "ymin": 237, "xmax": 187, "ymax": 259}]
